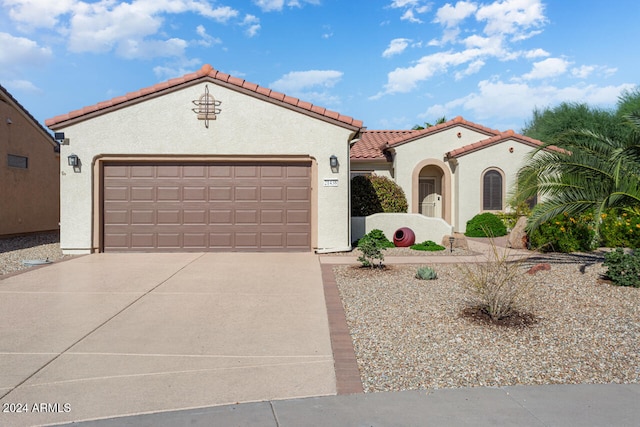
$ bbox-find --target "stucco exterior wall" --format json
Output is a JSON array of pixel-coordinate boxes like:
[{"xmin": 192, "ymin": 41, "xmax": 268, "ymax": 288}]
[
  {"xmin": 55, "ymin": 81, "xmax": 354, "ymax": 253},
  {"xmin": 0, "ymin": 95, "xmax": 59, "ymax": 236},
  {"xmin": 391, "ymin": 125, "xmax": 491, "ymax": 229},
  {"xmin": 455, "ymin": 139, "xmax": 532, "ymax": 231}
]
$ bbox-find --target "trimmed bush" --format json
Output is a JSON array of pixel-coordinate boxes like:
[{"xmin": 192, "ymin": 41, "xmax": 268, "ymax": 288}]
[
  {"xmin": 603, "ymin": 248, "xmax": 640, "ymax": 287},
  {"xmin": 416, "ymin": 266, "xmax": 437, "ymax": 280},
  {"xmin": 465, "ymin": 212, "xmax": 507, "ymax": 237},
  {"xmin": 410, "ymin": 240, "xmax": 445, "ymax": 251},
  {"xmin": 357, "ymin": 229, "xmax": 395, "ymax": 249},
  {"xmin": 528, "ymin": 212, "xmax": 595, "ymax": 253},
  {"xmin": 351, "ymin": 175, "xmax": 408, "ymax": 216}
]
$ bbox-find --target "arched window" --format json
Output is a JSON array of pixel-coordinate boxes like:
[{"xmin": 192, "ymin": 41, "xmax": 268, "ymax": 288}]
[{"xmin": 483, "ymin": 169, "xmax": 503, "ymax": 211}]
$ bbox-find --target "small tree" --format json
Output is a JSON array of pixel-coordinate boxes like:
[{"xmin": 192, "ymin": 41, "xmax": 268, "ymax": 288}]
[{"xmin": 357, "ymin": 238, "xmax": 385, "ymax": 268}]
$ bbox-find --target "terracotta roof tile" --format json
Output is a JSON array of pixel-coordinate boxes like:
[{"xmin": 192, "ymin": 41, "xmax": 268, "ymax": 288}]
[
  {"xmin": 350, "ymin": 130, "xmax": 418, "ymax": 160},
  {"xmin": 46, "ymin": 64, "xmax": 363, "ymax": 129},
  {"xmin": 445, "ymin": 130, "xmax": 560, "ymax": 158}
]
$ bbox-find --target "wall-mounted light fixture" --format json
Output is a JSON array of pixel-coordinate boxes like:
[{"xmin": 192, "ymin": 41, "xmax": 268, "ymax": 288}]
[
  {"xmin": 329, "ymin": 155, "xmax": 338, "ymax": 168},
  {"xmin": 67, "ymin": 154, "xmax": 79, "ymax": 167},
  {"xmin": 54, "ymin": 132, "xmax": 69, "ymax": 145},
  {"xmin": 6, "ymin": 118, "xmax": 12, "ymax": 124}
]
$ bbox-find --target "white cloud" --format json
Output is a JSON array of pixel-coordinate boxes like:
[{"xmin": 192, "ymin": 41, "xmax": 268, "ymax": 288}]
[
  {"xmin": 253, "ymin": 0, "xmax": 320, "ymax": 12},
  {"xmin": 270, "ymin": 70, "xmax": 343, "ymax": 92},
  {"xmin": 196, "ymin": 25, "xmax": 222, "ymax": 47},
  {"xmin": 4, "ymin": 0, "xmax": 240, "ymax": 59},
  {"xmin": 433, "ymin": 1, "xmax": 478, "ymax": 28},
  {"xmin": 4, "ymin": 79, "xmax": 42, "ymax": 94},
  {"xmin": 571, "ymin": 65, "xmax": 595, "ymax": 79},
  {"xmin": 523, "ymin": 48, "xmax": 549, "ymax": 59},
  {"xmin": 0, "ymin": 32, "xmax": 52, "ymax": 76},
  {"xmin": 153, "ymin": 57, "xmax": 202, "ymax": 80},
  {"xmin": 424, "ymin": 79, "xmax": 637, "ymax": 127},
  {"xmin": 388, "ymin": 0, "xmax": 431, "ymax": 23},
  {"xmin": 475, "ymin": 0, "xmax": 547, "ymax": 38},
  {"xmin": 269, "ymin": 69, "xmax": 344, "ymax": 106},
  {"xmin": 455, "ymin": 59, "xmax": 485, "ymax": 80},
  {"xmin": 522, "ymin": 57, "xmax": 570, "ymax": 80},
  {"xmin": 242, "ymin": 14, "xmax": 261, "ymax": 37},
  {"xmin": 382, "ymin": 38, "xmax": 412, "ymax": 58},
  {"xmin": 4, "ymin": 0, "xmax": 76, "ymax": 29}
]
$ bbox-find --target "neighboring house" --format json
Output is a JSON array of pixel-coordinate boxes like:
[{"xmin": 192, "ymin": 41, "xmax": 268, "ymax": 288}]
[
  {"xmin": 45, "ymin": 64, "xmax": 362, "ymax": 254},
  {"xmin": 0, "ymin": 84, "xmax": 60, "ymax": 237},
  {"xmin": 350, "ymin": 117, "xmax": 547, "ymax": 233}
]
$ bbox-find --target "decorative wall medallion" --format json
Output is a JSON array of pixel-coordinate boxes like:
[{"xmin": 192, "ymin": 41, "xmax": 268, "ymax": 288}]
[{"xmin": 192, "ymin": 85, "xmax": 221, "ymax": 128}]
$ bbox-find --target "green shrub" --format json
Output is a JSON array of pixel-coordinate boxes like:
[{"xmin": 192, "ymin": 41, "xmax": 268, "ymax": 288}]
[
  {"xmin": 351, "ymin": 175, "xmax": 408, "ymax": 216},
  {"xmin": 357, "ymin": 229, "xmax": 395, "ymax": 248},
  {"xmin": 600, "ymin": 209, "xmax": 640, "ymax": 248},
  {"xmin": 416, "ymin": 266, "xmax": 437, "ymax": 280},
  {"xmin": 465, "ymin": 213, "xmax": 508, "ymax": 237},
  {"xmin": 410, "ymin": 240, "xmax": 445, "ymax": 251},
  {"xmin": 357, "ymin": 237, "xmax": 386, "ymax": 268},
  {"xmin": 528, "ymin": 212, "xmax": 595, "ymax": 253},
  {"xmin": 603, "ymin": 248, "xmax": 640, "ymax": 287}
]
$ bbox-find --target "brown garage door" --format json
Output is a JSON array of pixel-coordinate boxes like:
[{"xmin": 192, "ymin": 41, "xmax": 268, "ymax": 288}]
[{"xmin": 102, "ymin": 162, "xmax": 311, "ymax": 251}]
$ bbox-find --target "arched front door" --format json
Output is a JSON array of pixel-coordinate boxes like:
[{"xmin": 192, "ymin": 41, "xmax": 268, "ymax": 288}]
[{"xmin": 418, "ymin": 165, "xmax": 444, "ymax": 218}]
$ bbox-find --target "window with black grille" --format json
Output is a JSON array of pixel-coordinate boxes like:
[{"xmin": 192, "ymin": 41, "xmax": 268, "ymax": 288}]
[{"xmin": 483, "ymin": 169, "xmax": 502, "ymax": 210}]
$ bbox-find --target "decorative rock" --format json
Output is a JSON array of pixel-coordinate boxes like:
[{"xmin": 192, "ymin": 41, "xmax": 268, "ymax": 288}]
[
  {"xmin": 527, "ymin": 263, "xmax": 551, "ymax": 275},
  {"xmin": 441, "ymin": 234, "xmax": 468, "ymax": 250},
  {"xmin": 393, "ymin": 227, "xmax": 416, "ymax": 247},
  {"xmin": 508, "ymin": 216, "xmax": 529, "ymax": 249}
]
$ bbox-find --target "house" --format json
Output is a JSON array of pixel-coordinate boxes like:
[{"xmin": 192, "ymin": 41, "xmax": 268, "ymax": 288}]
[
  {"xmin": 0, "ymin": 85, "xmax": 60, "ymax": 237},
  {"xmin": 45, "ymin": 64, "xmax": 362, "ymax": 254},
  {"xmin": 350, "ymin": 117, "xmax": 547, "ymax": 239},
  {"xmin": 46, "ymin": 65, "xmax": 547, "ymax": 254}
]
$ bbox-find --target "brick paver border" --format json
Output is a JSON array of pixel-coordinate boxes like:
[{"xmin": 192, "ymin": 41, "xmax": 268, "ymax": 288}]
[{"xmin": 320, "ymin": 264, "xmax": 364, "ymax": 395}]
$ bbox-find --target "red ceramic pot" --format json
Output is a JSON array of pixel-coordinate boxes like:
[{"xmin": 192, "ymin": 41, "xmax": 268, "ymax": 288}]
[{"xmin": 393, "ymin": 227, "xmax": 415, "ymax": 247}]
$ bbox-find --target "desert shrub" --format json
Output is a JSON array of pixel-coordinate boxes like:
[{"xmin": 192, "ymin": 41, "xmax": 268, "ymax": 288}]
[
  {"xmin": 460, "ymin": 240, "xmax": 533, "ymax": 321},
  {"xmin": 416, "ymin": 266, "xmax": 437, "ymax": 280},
  {"xmin": 410, "ymin": 240, "xmax": 445, "ymax": 251},
  {"xmin": 528, "ymin": 212, "xmax": 595, "ymax": 253},
  {"xmin": 357, "ymin": 237, "xmax": 385, "ymax": 268},
  {"xmin": 465, "ymin": 212, "xmax": 507, "ymax": 237},
  {"xmin": 357, "ymin": 229, "xmax": 395, "ymax": 249},
  {"xmin": 600, "ymin": 209, "xmax": 640, "ymax": 248},
  {"xmin": 351, "ymin": 175, "xmax": 408, "ymax": 216},
  {"xmin": 603, "ymin": 248, "xmax": 640, "ymax": 287}
]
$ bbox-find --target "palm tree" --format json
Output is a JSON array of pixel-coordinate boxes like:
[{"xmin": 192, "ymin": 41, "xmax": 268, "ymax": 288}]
[
  {"xmin": 514, "ymin": 112, "xmax": 640, "ymax": 240},
  {"xmin": 412, "ymin": 116, "xmax": 447, "ymax": 130}
]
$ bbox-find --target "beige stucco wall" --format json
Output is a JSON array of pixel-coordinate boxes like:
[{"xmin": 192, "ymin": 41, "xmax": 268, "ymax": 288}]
[
  {"xmin": 352, "ymin": 213, "xmax": 453, "ymax": 244},
  {"xmin": 455, "ymin": 139, "xmax": 532, "ymax": 230},
  {"xmin": 0, "ymin": 95, "xmax": 59, "ymax": 236},
  {"xmin": 54, "ymin": 81, "xmax": 354, "ymax": 253}
]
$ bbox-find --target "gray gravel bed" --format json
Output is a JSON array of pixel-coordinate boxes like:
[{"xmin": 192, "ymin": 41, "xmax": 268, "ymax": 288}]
[
  {"xmin": 0, "ymin": 232, "xmax": 70, "ymax": 276},
  {"xmin": 323, "ymin": 246, "xmax": 477, "ymax": 257},
  {"xmin": 334, "ymin": 262, "xmax": 640, "ymax": 392}
]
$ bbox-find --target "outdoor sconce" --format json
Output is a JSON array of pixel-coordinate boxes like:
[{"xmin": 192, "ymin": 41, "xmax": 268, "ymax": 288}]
[
  {"xmin": 329, "ymin": 155, "xmax": 338, "ymax": 168},
  {"xmin": 67, "ymin": 154, "xmax": 79, "ymax": 167},
  {"xmin": 449, "ymin": 235, "xmax": 455, "ymax": 253}
]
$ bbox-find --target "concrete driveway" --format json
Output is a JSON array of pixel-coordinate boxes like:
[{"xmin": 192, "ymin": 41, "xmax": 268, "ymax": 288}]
[{"xmin": 0, "ymin": 253, "xmax": 335, "ymax": 426}]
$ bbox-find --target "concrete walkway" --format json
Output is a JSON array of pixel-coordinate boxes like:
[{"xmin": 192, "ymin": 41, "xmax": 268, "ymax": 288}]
[
  {"xmin": 0, "ymin": 253, "xmax": 334, "ymax": 426},
  {"xmin": 57, "ymin": 383, "xmax": 640, "ymax": 426}
]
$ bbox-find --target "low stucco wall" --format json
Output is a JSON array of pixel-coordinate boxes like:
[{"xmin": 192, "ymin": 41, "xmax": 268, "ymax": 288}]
[{"xmin": 351, "ymin": 213, "xmax": 454, "ymax": 244}]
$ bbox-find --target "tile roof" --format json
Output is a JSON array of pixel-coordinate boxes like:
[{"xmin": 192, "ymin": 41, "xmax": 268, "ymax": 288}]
[
  {"xmin": 349, "ymin": 116, "xmax": 500, "ymax": 160},
  {"xmin": 45, "ymin": 64, "xmax": 363, "ymax": 130},
  {"xmin": 445, "ymin": 129, "xmax": 557, "ymax": 158},
  {"xmin": 350, "ymin": 130, "xmax": 419, "ymax": 160}
]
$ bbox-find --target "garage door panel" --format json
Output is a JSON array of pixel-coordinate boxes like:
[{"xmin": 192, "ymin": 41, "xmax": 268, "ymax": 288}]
[
  {"xmin": 103, "ymin": 163, "xmax": 311, "ymax": 251},
  {"xmin": 157, "ymin": 210, "xmax": 181, "ymax": 225}
]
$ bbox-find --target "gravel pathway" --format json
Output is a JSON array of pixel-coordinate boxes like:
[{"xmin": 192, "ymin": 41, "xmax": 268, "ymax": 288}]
[
  {"xmin": 0, "ymin": 231, "xmax": 69, "ymax": 276},
  {"xmin": 334, "ymin": 261, "xmax": 640, "ymax": 392}
]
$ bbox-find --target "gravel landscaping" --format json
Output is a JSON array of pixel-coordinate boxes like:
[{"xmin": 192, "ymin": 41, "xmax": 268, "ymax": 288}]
[
  {"xmin": 0, "ymin": 231, "xmax": 69, "ymax": 276},
  {"xmin": 334, "ymin": 258, "xmax": 640, "ymax": 392}
]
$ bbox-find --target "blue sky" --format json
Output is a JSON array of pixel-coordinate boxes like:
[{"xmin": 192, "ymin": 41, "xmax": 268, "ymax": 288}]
[{"xmin": 1, "ymin": 0, "xmax": 638, "ymax": 133}]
